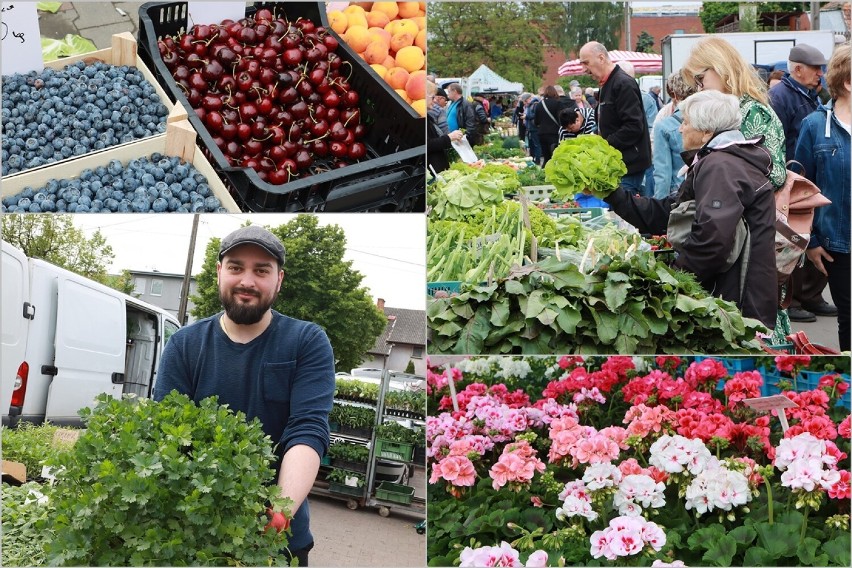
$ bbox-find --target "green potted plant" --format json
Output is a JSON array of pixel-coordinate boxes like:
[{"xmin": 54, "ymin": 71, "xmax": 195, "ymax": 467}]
[
  {"xmin": 327, "ymin": 442, "xmax": 369, "ymax": 473},
  {"xmin": 337, "ymin": 405, "xmax": 375, "ymax": 438},
  {"xmin": 326, "ymin": 468, "xmax": 365, "ymax": 498},
  {"xmin": 374, "ymin": 420, "xmax": 417, "ymax": 461}
]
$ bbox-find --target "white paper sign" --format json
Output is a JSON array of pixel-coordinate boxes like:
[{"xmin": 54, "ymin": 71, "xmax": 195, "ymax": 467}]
[
  {"xmin": 1, "ymin": 2, "xmax": 43, "ymax": 75},
  {"xmin": 451, "ymin": 138, "xmax": 478, "ymax": 164},
  {"xmin": 187, "ymin": 2, "xmax": 245, "ymax": 27},
  {"xmin": 743, "ymin": 395, "xmax": 799, "ymax": 433}
]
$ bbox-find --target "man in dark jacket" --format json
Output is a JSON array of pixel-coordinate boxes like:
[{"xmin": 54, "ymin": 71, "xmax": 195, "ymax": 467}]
[
  {"xmin": 446, "ymin": 82, "xmax": 482, "ymax": 146},
  {"xmin": 769, "ymin": 43, "xmax": 836, "ymax": 322},
  {"xmin": 604, "ymin": 90, "xmax": 777, "ymax": 329},
  {"xmin": 579, "ymin": 42, "xmax": 651, "ymax": 193}
]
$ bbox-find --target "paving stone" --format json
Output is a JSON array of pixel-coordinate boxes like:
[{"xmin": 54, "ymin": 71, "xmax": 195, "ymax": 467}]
[
  {"xmin": 72, "ymin": 1, "xmax": 130, "ymax": 29},
  {"xmin": 114, "ymin": 2, "xmax": 141, "ymax": 33},
  {"xmin": 77, "ymin": 22, "xmax": 135, "ymax": 50},
  {"xmin": 37, "ymin": 8, "xmax": 79, "ymax": 41}
]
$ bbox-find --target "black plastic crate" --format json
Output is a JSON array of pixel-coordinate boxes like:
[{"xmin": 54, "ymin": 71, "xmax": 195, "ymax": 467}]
[{"xmin": 137, "ymin": 2, "xmax": 425, "ymax": 212}]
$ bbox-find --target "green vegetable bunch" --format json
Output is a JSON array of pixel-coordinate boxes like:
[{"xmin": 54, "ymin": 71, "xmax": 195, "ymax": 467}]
[
  {"xmin": 516, "ymin": 165, "xmax": 548, "ymax": 187},
  {"xmin": 0, "ymin": 422, "xmax": 76, "ymax": 479},
  {"xmin": 427, "ymin": 254, "xmax": 766, "ymax": 354},
  {"xmin": 2, "ymin": 482, "xmax": 53, "ymax": 567},
  {"xmin": 544, "ymin": 135, "xmax": 627, "ymax": 201},
  {"xmin": 428, "ymin": 169, "xmax": 505, "ymax": 220},
  {"xmin": 43, "ymin": 392, "xmax": 291, "ymax": 566}
]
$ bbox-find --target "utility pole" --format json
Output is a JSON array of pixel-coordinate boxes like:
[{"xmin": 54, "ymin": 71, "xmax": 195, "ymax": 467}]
[
  {"xmin": 624, "ymin": 2, "xmax": 632, "ymax": 51},
  {"xmin": 177, "ymin": 214, "xmax": 200, "ymax": 326},
  {"xmin": 810, "ymin": 1, "xmax": 820, "ymax": 31}
]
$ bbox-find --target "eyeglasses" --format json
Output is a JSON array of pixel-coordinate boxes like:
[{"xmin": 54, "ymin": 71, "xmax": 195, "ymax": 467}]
[{"xmin": 694, "ymin": 68, "xmax": 710, "ymax": 90}]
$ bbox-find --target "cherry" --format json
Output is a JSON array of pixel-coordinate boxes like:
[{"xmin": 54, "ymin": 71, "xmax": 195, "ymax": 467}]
[
  {"xmin": 202, "ymin": 60, "xmax": 224, "ymax": 82},
  {"xmin": 323, "ymin": 91, "xmax": 340, "ymax": 108},
  {"xmin": 278, "ymin": 86, "xmax": 298, "ymax": 104},
  {"xmin": 329, "ymin": 141, "xmax": 348, "ymax": 158},
  {"xmin": 237, "ymin": 123, "xmax": 253, "ymax": 141},
  {"xmin": 202, "ymin": 93, "xmax": 224, "ymax": 111},
  {"xmin": 290, "ymin": 100, "xmax": 309, "ymax": 119},
  {"xmin": 282, "ymin": 48, "xmax": 303, "ymax": 66},
  {"xmin": 221, "ymin": 122, "xmax": 238, "ymax": 140},
  {"xmin": 245, "ymin": 138, "xmax": 265, "ymax": 155},
  {"xmin": 294, "ymin": 149, "xmax": 313, "ymax": 170},
  {"xmin": 342, "ymin": 90, "xmax": 359, "ymax": 108},
  {"xmin": 348, "ymin": 142, "xmax": 366, "ymax": 160},
  {"xmin": 239, "ymin": 27, "xmax": 257, "ymax": 45}
]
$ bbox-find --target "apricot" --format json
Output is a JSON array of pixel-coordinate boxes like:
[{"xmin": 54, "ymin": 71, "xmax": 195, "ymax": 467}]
[
  {"xmin": 395, "ymin": 45, "xmax": 425, "ymax": 73},
  {"xmin": 411, "ymin": 16, "xmax": 426, "ymax": 30},
  {"xmin": 365, "ymin": 10, "xmax": 390, "ymax": 29},
  {"xmin": 389, "ymin": 32, "xmax": 415, "ymax": 53},
  {"xmin": 370, "ymin": 63, "xmax": 388, "ymax": 79},
  {"xmin": 394, "ymin": 88, "xmax": 411, "ymax": 103},
  {"xmin": 385, "ymin": 66, "xmax": 410, "ymax": 90},
  {"xmin": 415, "ymin": 29, "xmax": 426, "ymax": 51},
  {"xmin": 363, "ymin": 39, "xmax": 390, "ymax": 65},
  {"xmin": 327, "ymin": 11, "xmax": 348, "ymax": 35},
  {"xmin": 367, "ymin": 26, "xmax": 392, "ymax": 44},
  {"xmin": 411, "ymin": 98, "xmax": 427, "ymax": 117},
  {"xmin": 344, "ymin": 25, "xmax": 372, "ymax": 54},
  {"xmin": 405, "ymin": 70, "xmax": 426, "ymax": 101},
  {"xmin": 371, "ymin": 1, "xmax": 399, "ymax": 20},
  {"xmin": 346, "ymin": 12, "xmax": 369, "ymax": 30},
  {"xmin": 398, "ymin": 2, "xmax": 420, "ymax": 18}
]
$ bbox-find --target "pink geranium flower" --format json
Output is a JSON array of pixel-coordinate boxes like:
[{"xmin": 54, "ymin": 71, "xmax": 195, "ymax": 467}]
[{"xmin": 828, "ymin": 470, "xmax": 851, "ymax": 500}]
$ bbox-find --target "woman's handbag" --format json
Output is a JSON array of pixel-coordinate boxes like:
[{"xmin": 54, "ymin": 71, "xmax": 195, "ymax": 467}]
[
  {"xmin": 775, "ymin": 167, "xmax": 831, "ymax": 284},
  {"xmin": 666, "ymin": 199, "xmax": 749, "ymax": 272}
]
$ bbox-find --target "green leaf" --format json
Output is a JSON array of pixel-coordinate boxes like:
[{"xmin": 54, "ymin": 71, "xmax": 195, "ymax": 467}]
[
  {"xmin": 728, "ymin": 525, "xmax": 756, "ymax": 547},
  {"xmin": 589, "ymin": 310, "xmax": 618, "ymax": 344},
  {"xmin": 455, "ymin": 306, "xmax": 491, "ymax": 354},
  {"xmin": 603, "ymin": 277, "xmax": 629, "ymax": 311},
  {"xmin": 505, "ymin": 280, "xmax": 526, "ymax": 295},
  {"xmin": 743, "ymin": 546, "xmax": 775, "ymax": 566},
  {"xmin": 537, "ymin": 307, "xmax": 559, "ymax": 327},
  {"xmin": 490, "ymin": 298, "xmax": 511, "ymax": 327},
  {"xmin": 36, "ymin": 2, "xmax": 62, "ymax": 12},
  {"xmin": 824, "ymin": 532, "xmax": 851, "ymax": 567},
  {"xmin": 702, "ymin": 535, "xmax": 737, "ymax": 566},
  {"xmin": 524, "ymin": 290, "xmax": 548, "ymax": 319},
  {"xmin": 753, "ymin": 521, "xmax": 797, "ymax": 558},
  {"xmin": 688, "ymin": 524, "xmax": 726, "ymax": 551},
  {"xmin": 556, "ymin": 306, "xmax": 582, "ymax": 335},
  {"xmin": 797, "ymin": 536, "xmax": 820, "ymax": 565}
]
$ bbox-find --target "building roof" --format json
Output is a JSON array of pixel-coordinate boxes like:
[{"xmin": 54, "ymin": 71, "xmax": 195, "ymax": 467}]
[
  {"xmin": 368, "ymin": 307, "xmax": 426, "ymax": 355},
  {"xmin": 128, "ymin": 269, "xmax": 189, "ymax": 279}
]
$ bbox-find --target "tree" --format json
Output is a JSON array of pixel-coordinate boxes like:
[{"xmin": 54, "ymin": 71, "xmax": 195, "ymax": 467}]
[
  {"xmin": 426, "ymin": 2, "xmax": 551, "ymax": 92},
  {"xmin": 636, "ymin": 31, "xmax": 655, "ymax": 53},
  {"xmin": 700, "ymin": 2, "xmax": 805, "ymax": 32},
  {"xmin": 544, "ymin": 2, "xmax": 625, "ymax": 59},
  {"xmin": 404, "ymin": 360, "xmax": 415, "ymax": 374},
  {"xmin": 190, "ymin": 215, "xmax": 388, "ymax": 373},
  {"xmin": 1, "ymin": 215, "xmax": 123, "ymax": 289}
]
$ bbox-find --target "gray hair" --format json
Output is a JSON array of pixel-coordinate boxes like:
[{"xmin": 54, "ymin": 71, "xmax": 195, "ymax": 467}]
[
  {"xmin": 555, "ymin": 85, "xmax": 565, "ymax": 96},
  {"xmin": 666, "ymin": 71, "xmax": 696, "ymax": 102},
  {"xmin": 570, "ymin": 86, "xmax": 583, "ymax": 97},
  {"xmin": 616, "ymin": 60, "xmax": 636, "ymax": 77},
  {"xmin": 679, "ymin": 90, "xmax": 742, "ymax": 132},
  {"xmin": 519, "ymin": 92, "xmax": 532, "ymax": 103}
]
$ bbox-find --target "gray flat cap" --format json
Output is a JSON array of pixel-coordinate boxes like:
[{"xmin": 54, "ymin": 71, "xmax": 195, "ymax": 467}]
[
  {"xmin": 789, "ymin": 44, "xmax": 827, "ymax": 66},
  {"xmin": 219, "ymin": 225, "xmax": 285, "ymax": 266}
]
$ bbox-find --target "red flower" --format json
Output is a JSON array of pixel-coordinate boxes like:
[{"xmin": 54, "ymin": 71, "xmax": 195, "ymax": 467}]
[
  {"xmin": 774, "ymin": 355, "xmax": 811, "ymax": 373},
  {"xmin": 828, "ymin": 470, "xmax": 851, "ymax": 500}
]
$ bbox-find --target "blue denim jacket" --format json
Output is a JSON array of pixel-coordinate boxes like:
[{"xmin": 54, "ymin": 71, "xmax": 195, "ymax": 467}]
[
  {"xmin": 793, "ymin": 103, "xmax": 851, "ymax": 254},
  {"xmin": 652, "ymin": 109, "xmax": 686, "ymax": 198}
]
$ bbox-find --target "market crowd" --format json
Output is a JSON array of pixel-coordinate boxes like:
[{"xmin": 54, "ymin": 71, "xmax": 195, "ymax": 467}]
[{"xmin": 427, "ymin": 38, "xmax": 851, "ymax": 351}]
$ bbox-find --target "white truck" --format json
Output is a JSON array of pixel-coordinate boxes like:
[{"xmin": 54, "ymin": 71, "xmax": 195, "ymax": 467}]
[
  {"xmin": 661, "ymin": 30, "xmax": 839, "ymax": 95},
  {"xmin": 2, "ymin": 240, "xmax": 181, "ymax": 427}
]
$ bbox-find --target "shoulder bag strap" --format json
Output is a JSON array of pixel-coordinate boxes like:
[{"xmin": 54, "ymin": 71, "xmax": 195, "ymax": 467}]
[{"xmin": 540, "ymin": 99, "xmax": 559, "ymax": 126}]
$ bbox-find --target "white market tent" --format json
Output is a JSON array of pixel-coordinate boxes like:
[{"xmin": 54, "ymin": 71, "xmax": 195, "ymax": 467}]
[{"xmin": 466, "ymin": 64, "xmax": 524, "ymax": 95}]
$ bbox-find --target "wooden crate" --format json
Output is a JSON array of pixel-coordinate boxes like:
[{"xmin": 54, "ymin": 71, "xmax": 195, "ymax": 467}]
[{"xmin": 1, "ymin": 119, "xmax": 241, "ymax": 212}]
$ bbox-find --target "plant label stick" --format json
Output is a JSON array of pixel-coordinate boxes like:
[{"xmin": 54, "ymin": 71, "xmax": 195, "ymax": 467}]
[
  {"xmin": 447, "ymin": 373, "xmax": 460, "ymax": 413},
  {"xmin": 742, "ymin": 395, "xmax": 799, "ymax": 434}
]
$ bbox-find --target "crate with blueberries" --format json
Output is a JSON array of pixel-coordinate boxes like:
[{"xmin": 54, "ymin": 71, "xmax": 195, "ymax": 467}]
[{"xmin": 1, "ymin": 33, "xmax": 174, "ymax": 178}]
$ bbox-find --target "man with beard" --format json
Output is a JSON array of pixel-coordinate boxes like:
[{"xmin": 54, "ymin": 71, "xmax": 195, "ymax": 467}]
[{"xmin": 153, "ymin": 225, "xmax": 335, "ymax": 567}]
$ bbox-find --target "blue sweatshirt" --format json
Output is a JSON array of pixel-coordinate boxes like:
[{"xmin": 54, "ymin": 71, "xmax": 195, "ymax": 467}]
[{"xmin": 153, "ymin": 310, "xmax": 335, "ymax": 551}]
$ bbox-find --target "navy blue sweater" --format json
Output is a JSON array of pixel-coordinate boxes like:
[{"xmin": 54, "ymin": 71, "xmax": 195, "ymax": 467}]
[{"xmin": 153, "ymin": 310, "xmax": 335, "ymax": 551}]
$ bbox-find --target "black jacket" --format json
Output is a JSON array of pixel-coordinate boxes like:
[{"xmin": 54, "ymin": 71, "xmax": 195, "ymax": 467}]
[
  {"xmin": 605, "ymin": 133, "xmax": 777, "ymax": 328},
  {"xmin": 534, "ymin": 97, "xmax": 564, "ymax": 137},
  {"xmin": 427, "ymin": 113, "xmax": 453, "ymax": 174},
  {"xmin": 453, "ymin": 99, "xmax": 482, "ymax": 146},
  {"xmin": 596, "ymin": 65, "xmax": 652, "ymax": 174}
]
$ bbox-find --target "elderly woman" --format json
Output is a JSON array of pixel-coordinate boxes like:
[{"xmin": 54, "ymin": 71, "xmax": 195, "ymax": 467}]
[
  {"xmin": 604, "ymin": 90, "xmax": 777, "ymax": 329},
  {"xmin": 794, "ymin": 45, "xmax": 851, "ymax": 350}
]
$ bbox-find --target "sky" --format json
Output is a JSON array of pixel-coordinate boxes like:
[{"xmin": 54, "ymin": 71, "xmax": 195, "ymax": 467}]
[{"xmin": 72, "ymin": 214, "xmax": 426, "ymax": 311}]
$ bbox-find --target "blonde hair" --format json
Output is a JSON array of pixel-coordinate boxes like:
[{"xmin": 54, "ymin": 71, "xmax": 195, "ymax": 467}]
[
  {"xmin": 825, "ymin": 44, "xmax": 851, "ymax": 100},
  {"xmin": 426, "ymin": 81, "xmax": 437, "ymax": 97},
  {"xmin": 681, "ymin": 36, "xmax": 768, "ymax": 105}
]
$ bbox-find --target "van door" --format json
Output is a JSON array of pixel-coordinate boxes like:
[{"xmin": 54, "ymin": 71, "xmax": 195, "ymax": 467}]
[
  {"xmin": 1, "ymin": 242, "xmax": 32, "ymax": 423},
  {"xmin": 45, "ymin": 275, "xmax": 126, "ymax": 423}
]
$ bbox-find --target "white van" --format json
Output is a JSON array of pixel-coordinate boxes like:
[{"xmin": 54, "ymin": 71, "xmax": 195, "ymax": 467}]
[{"xmin": 1, "ymin": 240, "xmax": 180, "ymax": 427}]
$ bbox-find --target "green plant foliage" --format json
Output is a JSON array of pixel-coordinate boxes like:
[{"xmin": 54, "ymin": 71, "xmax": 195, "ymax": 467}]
[
  {"xmin": 335, "ymin": 378, "xmax": 379, "ymax": 402},
  {"xmin": 427, "ymin": 253, "xmax": 766, "ymax": 354},
  {"xmin": 43, "ymin": 392, "xmax": 291, "ymax": 566},
  {"xmin": 502, "ymin": 137, "xmax": 521, "ymax": 149},
  {"xmin": 0, "ymin": 423, "xmax": 76, "ymax": 478},
  {"xmin": 1, "ymin": 482, "xmax": 54, "ymax": 567},
  {"xmin": 375, "ymin": 420, "xmax": 419, "ymax": 444},
  {"xmin": 330, "ymin": 403, "xmax": 376, "ymax": 429},
  {"xmin": 327, "ymin": 469, "xmax": 365, "ymax": 486},
  {"xmin": 517, "ymin": 165, "xmax": 548, "ymax": 188},
  {"xmin": 328, "ymin": 442, "xmax": 370, "ymax": 463}
]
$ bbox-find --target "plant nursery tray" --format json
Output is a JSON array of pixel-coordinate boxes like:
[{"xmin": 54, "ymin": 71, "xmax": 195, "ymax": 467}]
[
  {"xmin": 137, "ymin": 2, "xmax": 425, "ymax": 212},
  {"xmin": 761, "ymin": 370, "xmax": 851, "ymax": 407},
  {"xmin": 375, "ymin": 481, "xmax": 415, "ymax": 505},
  {"xmin": 328, "ymin": 481, "xmax": 365, "ymax": 498},
  {"xmin": 330, "ymin": 459, "xmax": 367, "ymax": 474},
  {"xmin": 375, "ymin": 439, "xmax": 414, "ymax": 462}
]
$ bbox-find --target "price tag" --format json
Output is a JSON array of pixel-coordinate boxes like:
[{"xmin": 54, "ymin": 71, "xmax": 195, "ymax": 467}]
[
  {"xmin": 187, "ymin": 2, "xmax": 245, "ymax": 27},
  {"xmin": 743, "ymin": 395, "xmax": 799, "ymax": 433},
  {"xmin": 1, "ymin": 2, "xmax": 43, "ymax": 75}
]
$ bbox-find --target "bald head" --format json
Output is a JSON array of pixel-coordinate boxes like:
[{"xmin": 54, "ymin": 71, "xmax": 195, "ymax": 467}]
[{"xmin": 579, "ymin": 42, "xmax": 614, "ymax": 84}]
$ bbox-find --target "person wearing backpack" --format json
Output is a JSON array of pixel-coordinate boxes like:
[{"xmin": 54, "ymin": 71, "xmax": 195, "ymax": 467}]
[
  {"xmin": 603, "ymin": 90, "xmax": 777, "ymax": 329},
  {"xmin": 524, "ymin": 95, "xmax": 543, "ymax": 164}
]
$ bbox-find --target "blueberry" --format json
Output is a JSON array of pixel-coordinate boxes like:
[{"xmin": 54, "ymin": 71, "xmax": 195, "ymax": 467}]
[
  {"xmin": 204, "ymin": 196, "xmax": 221, "ymax": 211},
  {"xmin": 152, "ymin": 198, "xmax": 168, "ymax": 213}
]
